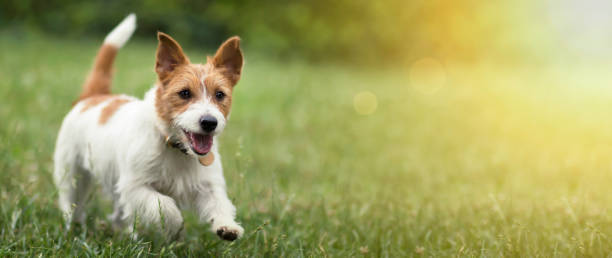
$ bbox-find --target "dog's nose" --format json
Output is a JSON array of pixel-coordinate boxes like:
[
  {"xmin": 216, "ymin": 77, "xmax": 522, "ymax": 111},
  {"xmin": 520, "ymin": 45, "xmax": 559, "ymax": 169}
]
[{"xmin": 199, "ymin": 115, "xmax": 218, "ymax": 133}]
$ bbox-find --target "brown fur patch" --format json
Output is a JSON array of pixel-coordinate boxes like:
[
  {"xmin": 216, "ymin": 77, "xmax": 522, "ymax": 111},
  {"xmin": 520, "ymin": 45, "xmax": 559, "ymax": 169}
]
[
  {"xmin": 211, "ymin": 37, "xmax": 243, "ymax": 85},
  {"xmin": 155, "ymin": 32, "xmax": 190, "ymax": 84},
  {"xmin": 78, "ymin": 44, "xmax": 118, "ymax": 101},
  {"xmin": 204, "ymin": 72, "xmax": 233, "ymax": 117},
  {"xmin": 155, "ymin": 65, "xmax": 206, "ymax": 123},
  {"xmin": 99, "ymin": 98, "xmax": 132, "ymax": 124},
  {"xmin": 80, "ymin": 94, "xmax": 114, "ymax": 113}
]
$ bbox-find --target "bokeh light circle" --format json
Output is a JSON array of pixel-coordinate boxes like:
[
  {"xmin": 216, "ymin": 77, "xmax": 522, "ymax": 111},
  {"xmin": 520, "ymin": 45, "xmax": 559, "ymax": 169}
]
[
  {"xmin": 353, "ymin": 91, "xmax": 378, "ymax": 115},
  {"xmin": 409, "ymin": 57, "xmax": 447, "ymax": 94}
]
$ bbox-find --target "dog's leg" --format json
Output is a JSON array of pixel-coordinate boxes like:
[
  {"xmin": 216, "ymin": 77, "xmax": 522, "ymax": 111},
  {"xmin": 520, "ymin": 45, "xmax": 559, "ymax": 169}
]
[
  {"xmin": 118, "ymin": 185, "xmax": 184, "ymax": 239},
  {"xmin": 54, "ymin": 161, "xmax": 93, "ymax": 227},
  {"xmin": 195, "ymin": 181, "xmax": 243, "ymax": 241},
  {"xmin": 109, "ymin": 193, "xmax": 126, "ymax": 231}
]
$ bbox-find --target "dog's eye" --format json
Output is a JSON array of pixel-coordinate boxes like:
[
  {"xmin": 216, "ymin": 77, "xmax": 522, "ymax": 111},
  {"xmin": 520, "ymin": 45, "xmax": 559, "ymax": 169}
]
[
  {"xmin": 215, "ymin": 91, "xmax": 225, "ymax": 101},
  {"xmin": 178, "ymin": 89, "xmax": 191, "ymax": 99}
]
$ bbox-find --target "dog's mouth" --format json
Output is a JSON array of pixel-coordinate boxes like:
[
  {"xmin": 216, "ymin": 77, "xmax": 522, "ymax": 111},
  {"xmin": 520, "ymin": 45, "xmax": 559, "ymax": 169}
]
[{"xmin": 183, "ymin": 130, "xmax": 213, "ymax": 155}]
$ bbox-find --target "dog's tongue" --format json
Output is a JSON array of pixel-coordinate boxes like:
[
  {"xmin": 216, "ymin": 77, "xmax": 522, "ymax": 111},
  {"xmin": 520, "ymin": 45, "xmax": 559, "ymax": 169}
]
[{"xmin": 188, "ymin": 132, "xmax": 212, "ymax": 155}]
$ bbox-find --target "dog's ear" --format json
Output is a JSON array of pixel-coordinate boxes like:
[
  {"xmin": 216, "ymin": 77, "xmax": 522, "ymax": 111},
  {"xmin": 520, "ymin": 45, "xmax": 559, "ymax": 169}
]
[
  {"xmin": 155, "ymin": 32, "xmax": 190, "ymax": 83},
  {"xmin": 212, "ymin": 36, "xmax": 243, "ymax": 85}
]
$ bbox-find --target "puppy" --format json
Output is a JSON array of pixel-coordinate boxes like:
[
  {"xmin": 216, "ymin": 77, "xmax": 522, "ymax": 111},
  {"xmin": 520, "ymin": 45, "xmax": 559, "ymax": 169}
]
[{"xmin": 53, "ymin": 14, "xmax": 244, "ymax": 241}]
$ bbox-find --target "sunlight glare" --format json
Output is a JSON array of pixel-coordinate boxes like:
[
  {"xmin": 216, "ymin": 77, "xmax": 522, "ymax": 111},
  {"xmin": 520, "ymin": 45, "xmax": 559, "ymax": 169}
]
[{"xmin": 547, "ymin": 0, "xmax": 612, "ymax": 58}]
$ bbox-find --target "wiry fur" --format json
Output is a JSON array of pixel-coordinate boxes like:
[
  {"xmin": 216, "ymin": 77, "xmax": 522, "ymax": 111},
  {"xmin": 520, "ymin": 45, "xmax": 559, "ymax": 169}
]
[
  {"xmin": 53, "ymin": 14, "xmax": 245, "ymax": 241},
  {"xmin": 78, "ymin": 14, "xmax": 136, "ymax": 101}
]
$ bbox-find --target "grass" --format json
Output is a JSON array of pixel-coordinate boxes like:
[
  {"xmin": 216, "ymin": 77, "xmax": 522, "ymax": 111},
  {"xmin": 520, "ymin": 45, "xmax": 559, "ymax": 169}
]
[{"xmin": 2, "ymin": 32, "xmax": 612, "ymax": 256}]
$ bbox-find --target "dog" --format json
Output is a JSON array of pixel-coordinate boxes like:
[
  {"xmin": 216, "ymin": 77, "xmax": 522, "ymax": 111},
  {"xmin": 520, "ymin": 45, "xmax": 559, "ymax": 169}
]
[{"xmin": 53, "ymin": 14, "xmax": 244, "ymax": 241}]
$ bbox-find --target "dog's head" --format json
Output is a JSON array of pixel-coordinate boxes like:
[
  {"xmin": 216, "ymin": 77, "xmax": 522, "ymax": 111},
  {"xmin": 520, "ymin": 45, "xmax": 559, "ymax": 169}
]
[{"xmin": 154, "ymin": 32, "xmax": 243, "ymax": 156}]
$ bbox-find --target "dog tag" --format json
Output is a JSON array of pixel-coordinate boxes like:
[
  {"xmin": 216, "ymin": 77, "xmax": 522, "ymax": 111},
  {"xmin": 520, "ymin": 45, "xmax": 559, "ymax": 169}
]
[{"xmin": 199, "ymin": 152, "xmax": 215, "ymax": 166}]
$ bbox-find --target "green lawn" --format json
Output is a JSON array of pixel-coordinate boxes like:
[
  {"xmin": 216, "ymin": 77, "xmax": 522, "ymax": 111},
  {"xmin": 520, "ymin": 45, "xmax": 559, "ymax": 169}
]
[{"xmin": 2, "ymin": 33, "xmax": 612, "ymax": 257}]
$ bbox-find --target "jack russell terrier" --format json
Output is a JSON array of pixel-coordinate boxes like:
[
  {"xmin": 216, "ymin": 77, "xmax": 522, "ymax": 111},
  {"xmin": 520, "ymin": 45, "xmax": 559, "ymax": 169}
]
[{"xmin": 53, "ymin": 14, "xmax": 244, "ymax": 241}]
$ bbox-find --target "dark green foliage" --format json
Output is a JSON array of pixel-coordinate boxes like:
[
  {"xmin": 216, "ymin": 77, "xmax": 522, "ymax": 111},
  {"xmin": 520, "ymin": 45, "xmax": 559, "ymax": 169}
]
[{"xmin": 0, "ymin": 0, "xmax": 434, "ymax": 63}]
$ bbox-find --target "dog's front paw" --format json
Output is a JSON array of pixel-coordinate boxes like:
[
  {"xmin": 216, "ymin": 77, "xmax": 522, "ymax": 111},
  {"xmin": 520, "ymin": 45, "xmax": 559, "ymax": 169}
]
[{"xmin": 213, "ymin": 222, "xmax": 244, "ymax": 241}]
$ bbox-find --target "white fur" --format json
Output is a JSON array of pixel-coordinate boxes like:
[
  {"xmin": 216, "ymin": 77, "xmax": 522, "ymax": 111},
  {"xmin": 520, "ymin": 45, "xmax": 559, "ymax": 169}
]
[
  {"xmin": 53, "ymin": 87, "xmax": 242, "ymax": 239},
  {"xmin": 104, "ymin": 14, "xmax": 137, "ymax": 48},
  {"xmin": 53, "ymin": 17, "xmax": 243, "ymax": 240},
  {"xmin": 175, "ymin": 89, "xmax": 227, "ymax": 135}
]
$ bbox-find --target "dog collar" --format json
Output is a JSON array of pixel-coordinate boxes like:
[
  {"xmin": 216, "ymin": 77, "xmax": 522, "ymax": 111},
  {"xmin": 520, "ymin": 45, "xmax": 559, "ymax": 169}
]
[{"xmin": 165, "ymin": 135, "xmax": 215, "ymax": 166}]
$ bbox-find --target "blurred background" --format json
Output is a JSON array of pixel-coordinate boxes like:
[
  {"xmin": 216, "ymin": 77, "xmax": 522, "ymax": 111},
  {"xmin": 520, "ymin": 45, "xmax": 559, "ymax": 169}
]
[
  {"xmin": 3, "ymin": 0, "xmax": 612, "ymax": 255},
  {"xmin": 3, "ymin": 0, "xmax": 602, "ymax": 64}
]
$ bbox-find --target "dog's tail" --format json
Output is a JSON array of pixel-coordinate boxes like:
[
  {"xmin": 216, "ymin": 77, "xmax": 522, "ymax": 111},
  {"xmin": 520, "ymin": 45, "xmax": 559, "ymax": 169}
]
[{"xmin": 77, "ymin": 14, "xmax": 136, "ymax": 101}]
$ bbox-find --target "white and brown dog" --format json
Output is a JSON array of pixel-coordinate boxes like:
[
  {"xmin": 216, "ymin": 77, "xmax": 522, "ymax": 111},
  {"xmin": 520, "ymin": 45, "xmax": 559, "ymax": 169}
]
[{"xmin": 53, "ymin": 14, "xmax": 244, "ymax": 241}]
